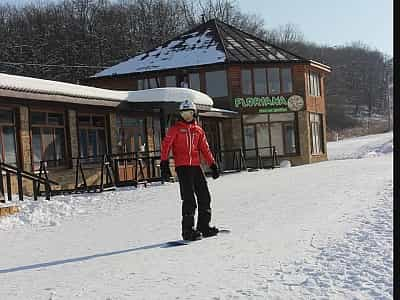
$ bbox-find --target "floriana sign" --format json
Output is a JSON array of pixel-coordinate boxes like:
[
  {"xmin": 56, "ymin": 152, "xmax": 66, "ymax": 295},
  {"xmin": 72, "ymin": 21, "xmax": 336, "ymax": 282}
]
[{"xmin": 233, "ymin": 95, "xmax": 304, "ymax": 113}]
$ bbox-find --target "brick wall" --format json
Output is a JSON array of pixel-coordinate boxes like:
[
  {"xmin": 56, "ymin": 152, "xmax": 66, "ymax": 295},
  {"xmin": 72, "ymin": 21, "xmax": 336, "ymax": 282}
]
[
  {"xmin": 108, "ymin": 112, "xmax": 119, "ymax": 155},
  {"xmin": 68, "ymin": 109, "xmax": 79, "ymax": 159},
  {"xmin": 19, "ymin": 106, "xmax": 32, "ymax": 172},
  {"xmin": 296, "ymin": 110, "xmax": 311, "ymax": 165}
]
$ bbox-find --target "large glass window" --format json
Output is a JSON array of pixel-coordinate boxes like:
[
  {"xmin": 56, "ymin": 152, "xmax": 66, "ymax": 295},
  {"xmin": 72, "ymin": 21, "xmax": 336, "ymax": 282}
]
[
  {"xmin": 241, "ymin": 69, "xmax": 252, "ymax": 95},
  {"xmin": 256, "ymin": 123, "xmax": 270, "ymax": 156},
  {"xmin": 270, "ymin": 123, "xmax": 284, "ymax": 155},
  {"xmin": 30, "ymin": 111, "xmax": 66, "ymax": 168},
  {"xmin": 267, "ymin": 68, "xmax": 280, "ymax": 94},
  {"xmin": 283, "ymin": 123, "xmax": 296, "ymax": 154},
  {"xmin": 308, "ymin": 72, "xmax": 321, "ymax": 96},
  {"xmin": 310, "ymin": 113, "xmax": 324, "ymax": 154},
  {"xmin": 189, "ymin": 73, "xmax": 200, "ymax": 91},
  {"xmin": 137, "ymin": 77, "xmax": 159, "ymax": 90},
  {"xmin": 243, "ymin": 112, "xmax": 297, "ymax": 156},
  {"xmin": 254, "ymin": 68, "xmax": 267, "ymax": 95},
  {"xmin": 243, "ymin": 125, "xmax": 256, "ymax": 158},
  {"xmin": 78, "ymin": 114, "xmax": 107, "ymax": 158},
  {"xmin": 281, "ymin": 68, "xmax": 293, "ymax": 93},
  {"xmin": 0, "ymin": 110, "xmax": 17, "ymax": 165},
  {"xmin": 205, "ymin": 70, "xmax": 228, "ymax": 97},
  {"xmin": 165, "ymin": 75, "xmax": 176, "ymax": 87},
  {"xmin": 117, "ymin": 115, "xmax": 146, "ymax": 153}
]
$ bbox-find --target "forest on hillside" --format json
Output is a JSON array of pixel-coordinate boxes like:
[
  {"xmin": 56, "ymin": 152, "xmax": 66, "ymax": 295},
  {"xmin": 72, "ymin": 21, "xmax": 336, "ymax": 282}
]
[{"xmin": 0, "ymin": 0, "xmax": 393, "ymax": 136}]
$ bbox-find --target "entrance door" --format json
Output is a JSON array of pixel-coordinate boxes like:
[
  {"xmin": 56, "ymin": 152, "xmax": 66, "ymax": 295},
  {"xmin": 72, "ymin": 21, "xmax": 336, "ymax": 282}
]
[
  {"xmin": 256, "ymin": 123, "xmax": 271, "ymax": 157},
  {"xmin": 202, "ymin": 119, "xmax": 221, "ymax": 155},
  {"xmin": 243, "ymin": 125, "xmax": 256, "ymax": 158}
]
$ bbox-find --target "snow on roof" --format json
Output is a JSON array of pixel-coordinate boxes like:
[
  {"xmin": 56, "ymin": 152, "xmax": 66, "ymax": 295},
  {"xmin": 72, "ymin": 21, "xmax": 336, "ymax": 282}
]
[
  {"xmin": 93, "ymin": 29, "xmax": 226, "ymax": 78},
  {"xmin": 0, "ymin": 73, "xmax": 125, "ymax": 102},
  {"xmin": 126, "ymin": 88, "xmax": 213, "ymax": 106},
  {"xmin": 92, "ymin": 20, "xmax": 308, "ymax": 79},
  {"xmin": 0, "ymin": 73, "xmax": 213, "ymax": 107}
]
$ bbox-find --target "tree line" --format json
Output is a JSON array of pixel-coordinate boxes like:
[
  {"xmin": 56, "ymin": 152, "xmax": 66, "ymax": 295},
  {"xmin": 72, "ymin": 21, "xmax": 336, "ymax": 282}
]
[{"xmin": 0, "ymin": 0, "xmax": 393, "ymax": 132}]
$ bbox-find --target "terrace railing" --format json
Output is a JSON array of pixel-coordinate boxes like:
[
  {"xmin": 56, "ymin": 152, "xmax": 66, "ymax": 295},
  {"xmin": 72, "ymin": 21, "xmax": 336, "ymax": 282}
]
[
  {"xmin": 0, "ymin": 161, "xmax": 58, "ymax": 202},
  {"xmin": 242, "ymin": 146, "xmax": 279, "ymax": 170}
]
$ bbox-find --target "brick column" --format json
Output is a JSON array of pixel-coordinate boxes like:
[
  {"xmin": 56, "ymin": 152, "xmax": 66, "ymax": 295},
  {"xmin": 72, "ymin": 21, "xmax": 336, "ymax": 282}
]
[
  {"xmin": 68, "ymin": 109, "xmax": 79, "ymax": 159},
  {"xmin": 19, "ymin": 106, "xmax": 32, "ymax": 172},
  {"xmin": 296, "ymin": 111, "xmax": 311, "ymax": 165},
  {"xmin": 108, "ymin": 112, "xmax": 119, "ymax": 155}
]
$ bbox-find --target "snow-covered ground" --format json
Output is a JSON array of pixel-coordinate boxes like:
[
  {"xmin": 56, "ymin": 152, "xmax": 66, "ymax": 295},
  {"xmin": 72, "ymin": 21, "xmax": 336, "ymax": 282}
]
[{"xmin": 0, "ymin": 132, "xmax": 393, "ymax": 299}]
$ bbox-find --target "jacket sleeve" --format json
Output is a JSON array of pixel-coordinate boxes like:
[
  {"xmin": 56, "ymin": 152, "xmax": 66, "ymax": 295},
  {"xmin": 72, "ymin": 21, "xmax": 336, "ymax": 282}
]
[
  {"xmin": 198, "ymin": 129, "xmax": 215, "ymax": 166},
  {"xmin": 160, "ymin": 126, "xmax": 176, "ymax": 161}
]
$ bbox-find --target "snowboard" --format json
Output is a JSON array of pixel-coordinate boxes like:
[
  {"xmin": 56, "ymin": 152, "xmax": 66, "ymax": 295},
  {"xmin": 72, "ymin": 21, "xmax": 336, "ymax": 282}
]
[{"xmin": 162, "ymin": 229, "xmax": 231, "ymax": 248}]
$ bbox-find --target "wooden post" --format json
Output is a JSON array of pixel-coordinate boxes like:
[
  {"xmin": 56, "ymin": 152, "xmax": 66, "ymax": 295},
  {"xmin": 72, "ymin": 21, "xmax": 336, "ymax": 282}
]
[
  {"xmin": 0, "ymin": 168, "xmax": 5, "ymax": 203},
  {"xmin": 17, "ymin": 169, "xmax": 23, "ymax": 201},
  {"xmin": 6, "ymin": 171, "xmax": 11, "ymax": 201}
]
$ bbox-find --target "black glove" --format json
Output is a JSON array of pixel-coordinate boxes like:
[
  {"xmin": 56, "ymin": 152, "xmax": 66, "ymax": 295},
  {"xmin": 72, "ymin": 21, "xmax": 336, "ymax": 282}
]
[
  {"xmin": 210, "ymin": 163, "xmax": 220, "ymax": 179},
  {"xmin": 160, "ymin": 160, "xmax": 172, "ymax": 181}
]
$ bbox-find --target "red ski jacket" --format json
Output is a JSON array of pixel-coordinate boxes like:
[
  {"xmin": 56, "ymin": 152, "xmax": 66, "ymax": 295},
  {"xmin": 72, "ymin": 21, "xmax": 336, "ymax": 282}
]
[{"xmin": 161, "ymin": 120, "xmax": 215, "ymax": 167}]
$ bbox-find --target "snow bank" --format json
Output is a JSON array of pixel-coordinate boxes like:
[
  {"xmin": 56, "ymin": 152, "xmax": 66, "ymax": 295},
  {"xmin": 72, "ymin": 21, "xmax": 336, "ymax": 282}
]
[{"xmin": 327, "ymin": 132, "xmax": 393, "ymax": 160}]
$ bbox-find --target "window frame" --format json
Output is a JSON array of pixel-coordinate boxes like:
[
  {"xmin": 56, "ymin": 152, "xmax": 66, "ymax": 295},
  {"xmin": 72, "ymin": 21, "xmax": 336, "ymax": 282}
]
[
  {"xmin": 308, "ymin": 71, "xmax": 321, "ymax": 96},
  {"xmin": 240, "ymin": 67, "xmax": 294, "ymax": 96},
  {"xmin": 0, "ymin": 109, "xmax": 17, "ymax": 166},
  {"xmin": 241, "ymin": 69, "xmax": 253, "ymax": 95},
  {"xmin": 188, "ymin": 73, "xmax": 201, "ymax": 91},
  {"xmin": 242, "ymin": 112, "xmax": 299, "ymax": 156},
  {"xmin": 116, "ymin": 114, "xmax": 147, "ymax": 154},
  {"xmin": 30, "ymin": 109, "xmax": 68, "ymax": 169},
  {"xmin": 205, "ymin": 70, "xmax": 228, "ymax": 98},
  {"xmin": 77, "ymin": 113, "xmax": 108, "ymax": 158},
  {"xmin": 309, "ymin": 112, "xmax": 324, "ymax": 154}
]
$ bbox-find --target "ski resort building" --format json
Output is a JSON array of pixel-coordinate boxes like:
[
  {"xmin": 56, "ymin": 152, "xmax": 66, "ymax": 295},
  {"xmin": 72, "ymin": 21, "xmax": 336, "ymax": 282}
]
[
  {"xmin": 0, "ymin": 72, "xmax": 232, "ymax": 197},
  {"xmin": 85, "ymin": 19, "xmax": 331, "ymax": 168},
  {"xmin": 0, "ymin": 19, "xmax": 331, "ymax": 199}
]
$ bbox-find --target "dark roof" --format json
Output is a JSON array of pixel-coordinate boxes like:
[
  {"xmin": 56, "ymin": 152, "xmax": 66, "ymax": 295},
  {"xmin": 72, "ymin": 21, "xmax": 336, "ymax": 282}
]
[
  {"xmin": 93, "ymin": 19, "xmax": 312, "ymax": 78},
  {"xmin": 214, "ymin": 20, "xmax": 306, "ymax": 63}
]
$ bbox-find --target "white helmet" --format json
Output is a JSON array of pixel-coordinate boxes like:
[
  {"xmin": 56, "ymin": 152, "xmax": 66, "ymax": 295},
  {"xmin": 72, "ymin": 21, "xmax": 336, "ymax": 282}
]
[{"xmin": 179, "ymin": 99, "xmax": 196, "ymax": 112}]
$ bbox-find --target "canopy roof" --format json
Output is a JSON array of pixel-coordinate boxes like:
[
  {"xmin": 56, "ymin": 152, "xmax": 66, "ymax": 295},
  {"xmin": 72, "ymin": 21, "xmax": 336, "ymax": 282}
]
[{"xmin": 0, "ymin": 73, "xmax": 213, "ymax": 108}]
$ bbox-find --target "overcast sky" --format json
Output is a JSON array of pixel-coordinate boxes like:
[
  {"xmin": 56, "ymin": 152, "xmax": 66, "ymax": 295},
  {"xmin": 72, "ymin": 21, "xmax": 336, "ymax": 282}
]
[
  {"xmin": 236, "ymin": 0, "xmax": 393, "ymax": 56},
  {"xmin": 2, "ymin": 0, "xmax": 393, "ymax": 57}
]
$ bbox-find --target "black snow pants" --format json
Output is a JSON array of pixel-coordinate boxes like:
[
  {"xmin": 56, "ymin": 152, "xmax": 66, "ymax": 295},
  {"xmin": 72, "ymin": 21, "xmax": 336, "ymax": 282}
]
[{"xmin": 175, "ymin": 166, "xmax": 212, "ymax": 231}]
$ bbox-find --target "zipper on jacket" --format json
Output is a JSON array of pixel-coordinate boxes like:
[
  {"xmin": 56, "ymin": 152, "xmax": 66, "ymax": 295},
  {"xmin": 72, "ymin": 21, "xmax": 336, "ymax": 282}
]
[{"xmin": 188, "ymin": 127, "xmax": 192, "ymax": 165}]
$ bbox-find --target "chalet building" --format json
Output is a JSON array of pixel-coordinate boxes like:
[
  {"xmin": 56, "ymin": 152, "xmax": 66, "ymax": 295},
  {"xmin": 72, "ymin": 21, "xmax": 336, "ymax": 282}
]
[
  {"xmin": 0, "ymin": 73, "xmax": 227, "ymax": 196},
  {"xmin": 85, "ymin": 19, "xmax": 331, "ymax": 166}
]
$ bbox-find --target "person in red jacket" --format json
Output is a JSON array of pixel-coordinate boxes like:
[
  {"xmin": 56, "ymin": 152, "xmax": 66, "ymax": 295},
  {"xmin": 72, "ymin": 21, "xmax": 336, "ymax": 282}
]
[{"xmin": 160, "ymin": 100, "xmax": 220, "ymax": 241}]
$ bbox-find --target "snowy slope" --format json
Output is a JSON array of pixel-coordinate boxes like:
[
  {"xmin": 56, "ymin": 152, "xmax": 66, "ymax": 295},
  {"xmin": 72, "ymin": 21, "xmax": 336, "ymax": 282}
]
[{"xmin": 0, "ymin": 133, "xmax": 393, "ymax": 299}]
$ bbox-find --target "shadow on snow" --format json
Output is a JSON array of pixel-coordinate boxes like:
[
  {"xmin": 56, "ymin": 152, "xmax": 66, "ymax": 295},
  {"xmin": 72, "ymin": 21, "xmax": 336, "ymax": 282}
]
[{"xmin": 0, "ymin": 240, "xmax": 185, "ymax": 274}]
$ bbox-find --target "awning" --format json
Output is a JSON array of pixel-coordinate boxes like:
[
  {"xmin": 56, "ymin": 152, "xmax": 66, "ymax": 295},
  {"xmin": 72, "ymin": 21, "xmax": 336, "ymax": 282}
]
[{"xmin": 199, "ymin": 107, "xmax": 239, "ymax": 118}]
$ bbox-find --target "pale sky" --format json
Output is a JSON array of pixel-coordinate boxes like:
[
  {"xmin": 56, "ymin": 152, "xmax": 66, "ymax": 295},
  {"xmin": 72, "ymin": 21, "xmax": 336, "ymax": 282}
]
[
  {"xmin": 236, "ymin": 0, "xmax": 393, "ymax": 56},
  {"xmin": 2, "ymin": 0, "xmax": 393, "ymax": 57}
]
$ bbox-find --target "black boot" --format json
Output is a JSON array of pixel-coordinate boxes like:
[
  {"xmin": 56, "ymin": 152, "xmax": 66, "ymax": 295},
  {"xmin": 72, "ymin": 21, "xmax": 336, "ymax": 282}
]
[
  {"xmin": 197, "ymin": 225, "xmax": 219, "ymax": 238},
  {"xmin": 182, "ymin": 228, "xmax": 202, "ymax": 241},
  {"xmin": 182, "ymin": 214, "xmax": 202, "ymax": 241}
]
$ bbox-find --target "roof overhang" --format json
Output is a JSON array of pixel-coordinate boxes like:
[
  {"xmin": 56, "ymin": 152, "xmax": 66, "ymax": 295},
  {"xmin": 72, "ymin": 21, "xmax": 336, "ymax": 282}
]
[
  {"xmin": 309, "ymin": 60, "xmax": 331, "ymax": 73},
  {"xmin": 125, "ymin": 87, "xmax": 213, "ymax": 108},
  {"xmin": 0, "ymin": 88, "xmax": 120, "ymax": 107},
  {"xmin": 199, "ymin": 107, "xmax": 239, "ymax": 118},
  {"xmin": 0, "ymin": 73, "xmax": 214, "ymax": 109}
]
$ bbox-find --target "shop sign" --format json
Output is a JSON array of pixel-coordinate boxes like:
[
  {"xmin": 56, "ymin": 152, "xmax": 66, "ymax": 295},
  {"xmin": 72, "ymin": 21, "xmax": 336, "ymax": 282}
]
[{"xmin": 233, "ymin": 95, "xmax": 304, "ymax": 113}]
